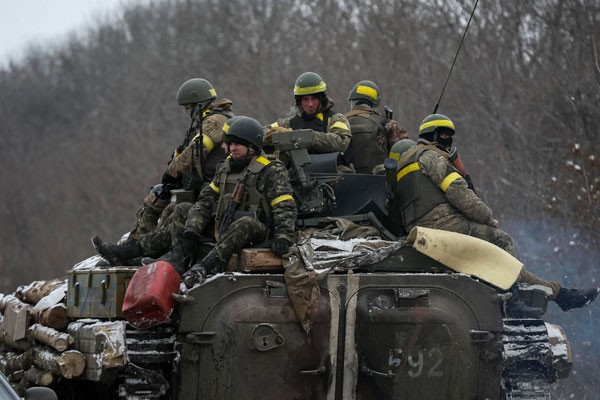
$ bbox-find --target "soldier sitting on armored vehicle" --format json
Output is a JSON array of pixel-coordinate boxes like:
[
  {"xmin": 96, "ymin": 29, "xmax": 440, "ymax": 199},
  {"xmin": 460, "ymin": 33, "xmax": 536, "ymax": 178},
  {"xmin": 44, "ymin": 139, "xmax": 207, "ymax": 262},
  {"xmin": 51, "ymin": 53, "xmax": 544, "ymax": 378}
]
[
  {"xmin": 93, "ymin": 117, "xmax": 297, "ymax": 287},
  {"xmin": 92, "ymin": 78, "xmax": 233, "ymax": 266},
  {"xmin": 390, "ymin": 113, "xmax": 600, "ymax": 314},
  {"xmin": 342, "ymin": 80, "xmax": 409, "ymax": 174},
  {"xmin": 263, "ymin": 72, "xmax": 352, "ymax": 169},
  {"xmin": 179, "ymin": 116, "xmax": 296, "ymax": 286}
]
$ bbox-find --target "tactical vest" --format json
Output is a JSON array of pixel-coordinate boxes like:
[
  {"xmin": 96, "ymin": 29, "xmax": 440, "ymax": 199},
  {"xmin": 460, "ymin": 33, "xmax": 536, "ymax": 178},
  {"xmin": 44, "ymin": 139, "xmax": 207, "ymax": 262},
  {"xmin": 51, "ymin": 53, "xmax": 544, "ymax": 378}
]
[
  {"xmin": 213, "ymin": 154, "xmax": 275, "ymax": 238},
  {"xmin": 345, "ymin": 109, "xmax": 388, "ymax": 173},
  {"xmin": 394, "ymin": 144, "xmax": 454, "ymax": 228},
  {"xmin": 289, "ymin": 109, "xmax": 333, "ymax": 132}
]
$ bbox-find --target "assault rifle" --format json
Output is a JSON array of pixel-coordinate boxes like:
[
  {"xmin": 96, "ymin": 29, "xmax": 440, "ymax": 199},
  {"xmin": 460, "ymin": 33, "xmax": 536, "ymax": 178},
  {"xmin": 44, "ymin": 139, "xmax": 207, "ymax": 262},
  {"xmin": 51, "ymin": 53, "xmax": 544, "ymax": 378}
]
[
  {"xmin": 270, "ymin": 129, "xmax": 339, "ymax": 215},
  {"xmin": 218, "ymin": 169, "xmax": 251, "ymax": 238}
]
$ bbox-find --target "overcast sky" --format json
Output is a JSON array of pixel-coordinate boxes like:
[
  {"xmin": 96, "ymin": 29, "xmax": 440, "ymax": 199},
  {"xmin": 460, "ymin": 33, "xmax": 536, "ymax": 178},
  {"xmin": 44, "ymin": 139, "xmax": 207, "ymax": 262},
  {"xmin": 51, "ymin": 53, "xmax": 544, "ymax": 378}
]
[{"xmin": 0, "ymin": 0, "xmax": 128, "ymax": 67}]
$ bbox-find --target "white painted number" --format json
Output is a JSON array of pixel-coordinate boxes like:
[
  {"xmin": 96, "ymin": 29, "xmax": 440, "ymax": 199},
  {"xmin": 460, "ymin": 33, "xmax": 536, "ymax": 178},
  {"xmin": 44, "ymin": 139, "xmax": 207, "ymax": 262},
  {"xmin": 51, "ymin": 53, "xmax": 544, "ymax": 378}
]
[{"xmin": 388, "ymin": 345, "xmax": 444, "ymax": 378}]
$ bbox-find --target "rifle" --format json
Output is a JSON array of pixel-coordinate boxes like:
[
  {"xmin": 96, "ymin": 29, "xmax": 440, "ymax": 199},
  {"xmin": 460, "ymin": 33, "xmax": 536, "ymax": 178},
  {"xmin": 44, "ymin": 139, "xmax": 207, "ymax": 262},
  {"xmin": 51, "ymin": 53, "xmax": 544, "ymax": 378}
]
[
  {"xmin": 384, "ymin": 105, "xmax": 393, "ymax": 121},
  {"xmin": 178, "ymin": 106, "xmax": 202, "ymax": 153},
  {"xmin": 218, "ymin": 169, "xmax": 251, "ymax": 238},
  {"xmin": 448, "ymin": 147, "xmax": 476, "ymax": 192}
]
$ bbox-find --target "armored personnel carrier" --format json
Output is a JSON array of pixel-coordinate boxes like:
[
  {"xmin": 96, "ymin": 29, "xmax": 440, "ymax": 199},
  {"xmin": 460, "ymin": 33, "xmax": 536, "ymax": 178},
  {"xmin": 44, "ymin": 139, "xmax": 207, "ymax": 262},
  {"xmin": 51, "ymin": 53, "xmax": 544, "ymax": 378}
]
[{"xmin": 0, "ymin": 131, "xmax": 572, "ymax": 399}]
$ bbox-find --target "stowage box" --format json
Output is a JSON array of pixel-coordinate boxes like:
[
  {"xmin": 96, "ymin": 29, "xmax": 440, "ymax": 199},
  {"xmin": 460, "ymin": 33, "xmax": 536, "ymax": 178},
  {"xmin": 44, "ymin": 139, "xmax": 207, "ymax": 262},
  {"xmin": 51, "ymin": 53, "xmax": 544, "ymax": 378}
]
[{"xmin": 67, "ymin": 267, "xmax": 138, "ymax": 319}]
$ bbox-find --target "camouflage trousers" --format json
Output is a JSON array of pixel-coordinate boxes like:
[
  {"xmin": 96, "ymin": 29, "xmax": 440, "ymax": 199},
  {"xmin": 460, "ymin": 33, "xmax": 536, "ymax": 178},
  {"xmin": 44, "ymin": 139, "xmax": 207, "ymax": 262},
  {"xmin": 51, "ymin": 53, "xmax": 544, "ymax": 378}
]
[
  {"xmin": 128, "ymin": 193, "xmax": 171, "ymax": 241},
  {"xmin": 139, "ymin": 205, "xmax": 270, "ymax": 265},
  {"xmin": 414, "ymin": 214, "xmax": 561, "ymax": 297},
  {"xmin": 213, "ymin": 216, "xmax": 270, "ymax": 264},
  {"xmin": 139, "ymin": 202, "xmax": 192, "ymax": 258}
]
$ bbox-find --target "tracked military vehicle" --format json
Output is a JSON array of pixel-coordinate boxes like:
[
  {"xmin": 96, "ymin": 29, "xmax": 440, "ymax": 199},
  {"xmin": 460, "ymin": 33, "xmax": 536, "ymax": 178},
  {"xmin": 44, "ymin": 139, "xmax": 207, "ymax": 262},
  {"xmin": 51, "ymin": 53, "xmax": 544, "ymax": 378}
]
[{"xmin": 0, "ymin": 130, "xmax": 572, "ymax": 399}]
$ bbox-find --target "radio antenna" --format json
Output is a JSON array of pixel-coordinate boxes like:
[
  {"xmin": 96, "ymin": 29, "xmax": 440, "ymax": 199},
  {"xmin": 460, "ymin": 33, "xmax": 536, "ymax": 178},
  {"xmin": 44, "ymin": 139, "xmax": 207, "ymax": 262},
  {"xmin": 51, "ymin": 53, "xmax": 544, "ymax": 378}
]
[{"xmin": 433, "ymin": 0, "xmax": 479, "ymax": 113}]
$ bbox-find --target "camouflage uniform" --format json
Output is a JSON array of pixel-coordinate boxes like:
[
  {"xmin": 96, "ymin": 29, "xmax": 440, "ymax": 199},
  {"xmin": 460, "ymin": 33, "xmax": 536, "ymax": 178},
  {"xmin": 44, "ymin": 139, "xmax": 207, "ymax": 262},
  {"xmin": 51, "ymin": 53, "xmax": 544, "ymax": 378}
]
[
  {"xmin": 344, "ymin": 103, "xmax": 408, "ymax": 173},
  {"xmin": 129, "ymin": 99, "xmax": 233, "ymax": 240},
  {"xmin": 184, "ymin": 153, "xmax": 296, "ymax": 264},
  {"xmin": 264, "ymin": 98, "xmax": 351, "ymax": 154},
  {"xmin": 137, "ymin": 202, "xmax": 192, "ymax": 258},
  {"xmin": 393, "ymin": 139, "xmax": 561, "ymax": 296}
]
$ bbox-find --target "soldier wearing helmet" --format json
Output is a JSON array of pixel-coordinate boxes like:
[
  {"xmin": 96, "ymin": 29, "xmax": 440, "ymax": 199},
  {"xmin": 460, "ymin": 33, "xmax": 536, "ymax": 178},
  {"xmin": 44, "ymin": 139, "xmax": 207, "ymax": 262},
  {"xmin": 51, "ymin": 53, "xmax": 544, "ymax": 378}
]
[
  {"xmin": 93, "ymin": 117, "xmax": 236, "ymax": 267},
  {"xmin": 94, "ymin": 117, "xmax": 296, "ymax": 282},
  {"xmin": 343, "ymin": 80, "xmax": 409, "ymax": 174},
  {"xmin": 392, "ymin": 113, "xmax": 599, "ymax": 314},
  {"xmin": 180, "ymin": 116, "xmax": 297, "ymax": 283},
  {"xmin": 125, "ymin": 78, "xmax": 234, "ymax": 242},
  {"xmin": 264, "ymin": 72, "xmax": 351, "ymax": 156}
]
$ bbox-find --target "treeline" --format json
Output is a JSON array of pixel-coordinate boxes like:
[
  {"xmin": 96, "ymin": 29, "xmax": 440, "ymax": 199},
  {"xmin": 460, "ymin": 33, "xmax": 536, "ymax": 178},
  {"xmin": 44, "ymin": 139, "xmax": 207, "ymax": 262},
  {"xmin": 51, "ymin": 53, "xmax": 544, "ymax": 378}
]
[{"xmin": 0, "ymin": 0, "xmax": 598, "ymax": 396}]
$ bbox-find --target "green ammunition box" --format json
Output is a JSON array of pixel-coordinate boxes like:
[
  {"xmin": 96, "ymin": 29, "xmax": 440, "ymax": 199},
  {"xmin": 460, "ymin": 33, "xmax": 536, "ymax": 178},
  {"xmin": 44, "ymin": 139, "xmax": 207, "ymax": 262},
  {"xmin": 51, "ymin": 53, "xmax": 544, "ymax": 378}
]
[{"xmin": 66, "ymin": 267, "xmax": 138, "ymax": 319}]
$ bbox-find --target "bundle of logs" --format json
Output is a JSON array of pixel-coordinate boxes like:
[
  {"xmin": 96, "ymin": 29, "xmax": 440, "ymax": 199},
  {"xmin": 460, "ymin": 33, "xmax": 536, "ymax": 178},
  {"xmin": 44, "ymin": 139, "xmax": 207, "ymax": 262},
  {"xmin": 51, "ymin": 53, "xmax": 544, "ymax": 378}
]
[{"xmin": 0, "ymin": 278, "xmax": 84, "ymax": 395}]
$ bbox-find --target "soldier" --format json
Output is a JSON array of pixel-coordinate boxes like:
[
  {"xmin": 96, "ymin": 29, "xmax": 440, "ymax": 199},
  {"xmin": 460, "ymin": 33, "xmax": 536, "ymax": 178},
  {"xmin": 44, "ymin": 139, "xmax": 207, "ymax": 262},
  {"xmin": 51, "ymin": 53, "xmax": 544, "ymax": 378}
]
[
  {"xmin": 343, "ymin": 80, "xmax": 409, "ymax": 173},
  {"xmin": 92, "ymin": 116, "xmax": 240, "ymax": 268},
  {"xmin": 93, "ymin": 117, "xmax": 297, "ymax": 285},
  {"xmin": 263, "ymin": 72, "xmax": 351, "ymax": 156},
  {"xmin": 180, "ymin": 116, "xmax": 297, "ymax": 284},
  {"xmin": 129, "ymin": 78, "xmax": 233, "ymax": 240},
  {"xmin": 392, "ymin": 113, "xmax": 600, "ymax": 313}
]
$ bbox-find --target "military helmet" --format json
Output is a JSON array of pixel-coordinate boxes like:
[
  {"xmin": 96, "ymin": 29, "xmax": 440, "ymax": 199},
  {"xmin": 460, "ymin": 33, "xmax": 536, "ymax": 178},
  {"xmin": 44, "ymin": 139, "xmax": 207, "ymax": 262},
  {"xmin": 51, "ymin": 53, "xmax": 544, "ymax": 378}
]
[
  {"xmin": 226, "ymin": 116, "xmax": 264, "ymax": 150},
  {"xmin": 418, "ymin": 114, "xmax": 455, "ymax": 136},
  {"xmin": 348, "ymin": 80, "xmax": 381, "ymax": 106},
  {"xmin": 176, "ymin": 78, "xmax": 217, "ymax": 106},
  {"xmin": 294, "ymin": 72, "xmax": 327, "ymax": 96},
  {"xmin": 221, "ymin": 115, "xmax": 243, "ymax": 142},
  {"xmin": 389, "ymin": 139, "xmax": 417, "ymax": 160}
]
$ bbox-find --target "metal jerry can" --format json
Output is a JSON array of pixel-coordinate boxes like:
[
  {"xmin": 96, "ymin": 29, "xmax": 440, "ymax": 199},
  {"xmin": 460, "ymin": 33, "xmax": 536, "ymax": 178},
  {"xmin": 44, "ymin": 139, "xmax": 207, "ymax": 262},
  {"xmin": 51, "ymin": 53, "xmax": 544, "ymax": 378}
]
[{"xmin": 122, "ymin": 261, "xmax": 181, "ymax": 330}]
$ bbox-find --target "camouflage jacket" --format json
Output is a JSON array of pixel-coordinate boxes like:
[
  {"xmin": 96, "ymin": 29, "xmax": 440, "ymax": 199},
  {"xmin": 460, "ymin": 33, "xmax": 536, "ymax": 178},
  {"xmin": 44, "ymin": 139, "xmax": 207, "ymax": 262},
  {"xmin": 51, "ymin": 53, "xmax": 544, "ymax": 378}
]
[
  {"xmin": 185, "ymin": 153, "xmax": 297, "ymax": 244},
  {"xmin": 400, "ymin": 140, "xmax": 493, "ymax": 230},
  {"xmin": 265, "ymin": 97, "xmax": 351, "ymax": 153},
  {"xmin": 166, "ymin": 98, "xmax": 233, "ymax": 181}
]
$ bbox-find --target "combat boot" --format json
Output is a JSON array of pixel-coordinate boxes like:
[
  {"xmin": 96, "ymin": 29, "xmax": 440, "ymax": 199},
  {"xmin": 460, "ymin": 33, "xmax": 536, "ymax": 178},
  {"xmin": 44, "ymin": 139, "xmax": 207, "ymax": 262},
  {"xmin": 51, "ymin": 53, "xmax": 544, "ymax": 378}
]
[
  {"xmin": 197, "ymin": 250, "xmax": 223, "ymax": 275},
  {"xmin": 554, "ymin": 287, "xmax": 600, "ymax": 311},
  {"xmin": 140, "ymin": 246, "xmax": 189, "ymax": 275},
  {"xmin": 504, "ymin": 284, "xmax": 543, "ymax": 319},
  {"xmin": 91, "ymin": 236, "xmax": 143, "ymax": 267},
  {"xmin": 182, "ymin": 251, "xmax": 223, "ymax": 289}
]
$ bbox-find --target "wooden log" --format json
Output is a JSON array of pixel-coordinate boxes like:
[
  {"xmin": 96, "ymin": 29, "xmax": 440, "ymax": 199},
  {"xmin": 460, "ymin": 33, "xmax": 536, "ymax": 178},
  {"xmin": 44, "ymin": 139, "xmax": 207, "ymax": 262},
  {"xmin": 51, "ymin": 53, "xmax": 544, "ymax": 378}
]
[
  {"xmin": 1, "ymin": 350, "xmax": 32, "ymax": 375},
  {"xmin": 27, "ymin": 324, "xmax": 74, "ymax": 352},
  {"xmin": 31, "ymin": 347, "xmax": 85, "ymax": 379},
  {"xmin": 16, "ymin": 279, "xmax": 66, "ymax": 305},
  {"xmin": 24, "ymin": 366, "xmax": 53, "ymax": 386},
  {"xmin": 8, "ymin": 369, "xmax": 23, "ymax": 383},
  {"xmin": 35, "ymin": 304, "xmax": 70, "ymax": 331}
]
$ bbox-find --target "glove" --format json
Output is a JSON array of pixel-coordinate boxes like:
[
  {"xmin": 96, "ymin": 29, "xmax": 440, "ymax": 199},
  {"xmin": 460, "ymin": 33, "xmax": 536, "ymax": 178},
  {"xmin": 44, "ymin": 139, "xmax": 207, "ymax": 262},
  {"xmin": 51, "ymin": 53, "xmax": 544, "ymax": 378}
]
[
  {"xmin": 264, "ymin": 126, "xmax": 293, "ymax": 144},
  {"xmin": 385, "ymin": 120, "xmax": 409, "ymax": 142},
  {"xmin": 162, "ymin": 170, "xmax": 179, "ymax": 186},
  {"xmin": 270, "ymin": 238, "xmax": 290, "ymax": 257},
  {"xmin": 181, "ymin": 231, "xmax": 201, "ymax": 265}
]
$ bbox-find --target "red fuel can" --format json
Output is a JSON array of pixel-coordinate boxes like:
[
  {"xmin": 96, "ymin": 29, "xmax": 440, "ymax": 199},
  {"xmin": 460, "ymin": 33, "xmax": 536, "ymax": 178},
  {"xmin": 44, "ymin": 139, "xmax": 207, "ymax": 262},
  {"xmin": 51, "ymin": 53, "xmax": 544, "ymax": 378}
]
[{"xmin": 122, "ymin": 261, "xmax": 181, "ymax": 329}]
